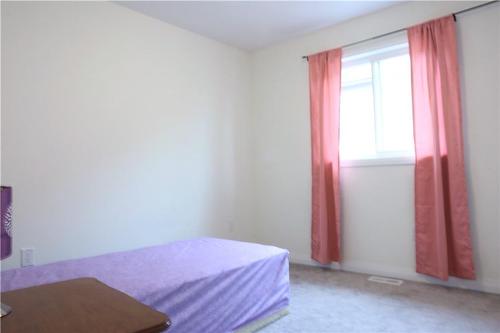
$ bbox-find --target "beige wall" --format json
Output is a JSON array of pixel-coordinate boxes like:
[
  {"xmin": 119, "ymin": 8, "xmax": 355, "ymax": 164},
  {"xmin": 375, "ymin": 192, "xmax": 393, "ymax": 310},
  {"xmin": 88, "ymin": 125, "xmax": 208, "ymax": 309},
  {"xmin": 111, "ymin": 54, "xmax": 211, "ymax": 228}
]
[
  {"xmin": 1, "ymin": 1, "xmax": 255, "ymax": 270},
  {"xmin": 2, "ymin": 1, "xmax": 499, "ymax": 294},
  {"xmin": 250, "ymin": 1, "xmax": 500, "ymax": 293}
]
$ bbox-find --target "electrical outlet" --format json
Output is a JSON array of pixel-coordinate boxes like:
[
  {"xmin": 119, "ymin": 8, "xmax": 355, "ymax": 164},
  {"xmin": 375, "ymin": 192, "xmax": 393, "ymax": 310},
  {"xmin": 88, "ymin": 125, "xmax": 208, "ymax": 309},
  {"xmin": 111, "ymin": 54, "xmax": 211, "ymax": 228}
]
[
  {"xmin": 21, "ymin": 248, "xmax": 34, "ymax": 267},
  {"xmin": 227, "ymin": 221, "xmax": 234, "ymax": 233}
]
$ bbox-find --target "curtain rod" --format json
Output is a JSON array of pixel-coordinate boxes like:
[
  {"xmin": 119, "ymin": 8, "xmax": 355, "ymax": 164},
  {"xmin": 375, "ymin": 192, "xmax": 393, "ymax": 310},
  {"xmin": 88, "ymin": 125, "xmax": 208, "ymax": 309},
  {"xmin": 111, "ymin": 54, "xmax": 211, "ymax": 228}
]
[{"xmin": 302, "ymin": 1, "xmax": 498, "ymax": 60}]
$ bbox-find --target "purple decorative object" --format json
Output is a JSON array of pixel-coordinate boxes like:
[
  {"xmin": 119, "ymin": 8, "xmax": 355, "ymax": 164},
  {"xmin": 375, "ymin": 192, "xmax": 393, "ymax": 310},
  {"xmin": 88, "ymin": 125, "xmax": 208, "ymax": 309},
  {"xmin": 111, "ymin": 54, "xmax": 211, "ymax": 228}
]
[
  {"xmin": 1, "ymin": 186, "xmax": 12, "ymax": 260},
  {"xmin": 1, "ymin": 238, "xmax": 290, "ymax": 332}
]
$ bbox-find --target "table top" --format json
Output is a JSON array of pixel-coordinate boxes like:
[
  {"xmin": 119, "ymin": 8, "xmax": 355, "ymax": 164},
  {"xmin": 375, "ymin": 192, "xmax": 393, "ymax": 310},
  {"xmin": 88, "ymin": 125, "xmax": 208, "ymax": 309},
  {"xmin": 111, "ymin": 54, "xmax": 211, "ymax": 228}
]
[{"xmin": 1, "ymin": 277, "xmax": 170, "ymax": 333}]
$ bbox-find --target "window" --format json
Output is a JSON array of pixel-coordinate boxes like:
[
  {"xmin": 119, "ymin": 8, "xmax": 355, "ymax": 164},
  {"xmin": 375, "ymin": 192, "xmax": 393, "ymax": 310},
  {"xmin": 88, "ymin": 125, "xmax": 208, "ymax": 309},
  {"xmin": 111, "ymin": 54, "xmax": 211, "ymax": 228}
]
[{"xmin": 339, "ymin": 36, "xmax": 414, "ymax": 166}]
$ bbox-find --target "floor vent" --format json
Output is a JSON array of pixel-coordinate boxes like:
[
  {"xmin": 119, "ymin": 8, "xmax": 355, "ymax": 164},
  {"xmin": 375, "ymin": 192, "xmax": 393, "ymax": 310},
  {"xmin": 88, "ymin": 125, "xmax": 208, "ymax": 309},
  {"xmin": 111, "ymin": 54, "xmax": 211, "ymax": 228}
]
[{"xmin": 368, "ymin": 276, "xmax": 403, "ymax": 286}]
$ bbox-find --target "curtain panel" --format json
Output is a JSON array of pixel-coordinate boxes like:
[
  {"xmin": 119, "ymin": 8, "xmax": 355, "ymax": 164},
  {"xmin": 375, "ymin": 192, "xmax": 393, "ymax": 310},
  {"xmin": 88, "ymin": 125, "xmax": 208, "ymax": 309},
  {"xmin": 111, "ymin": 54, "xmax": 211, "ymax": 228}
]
[
  {"xmin": 308, "ymin": 49, "xmax": 342, "ymax": 264},
  {"xmin": 408, "ymin": 15, "xmax": 475, "ymax": 280}
]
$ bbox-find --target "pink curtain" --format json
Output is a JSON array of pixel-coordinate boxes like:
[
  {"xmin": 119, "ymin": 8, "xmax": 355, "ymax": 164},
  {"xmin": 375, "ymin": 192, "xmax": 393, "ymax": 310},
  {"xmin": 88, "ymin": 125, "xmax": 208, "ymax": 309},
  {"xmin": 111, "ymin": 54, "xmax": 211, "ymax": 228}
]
[
  {"xmin": 408, "ymin": 16, "xmax": 475, "ymax": 280},
  {"xmin": 308, "ymin": 49, "xmax": 342, "ymax": 264}
]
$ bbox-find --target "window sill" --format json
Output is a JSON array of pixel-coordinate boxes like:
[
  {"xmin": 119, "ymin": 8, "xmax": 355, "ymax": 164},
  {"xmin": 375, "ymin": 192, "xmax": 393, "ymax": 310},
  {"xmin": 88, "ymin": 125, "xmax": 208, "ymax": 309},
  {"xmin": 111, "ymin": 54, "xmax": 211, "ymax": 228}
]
[{"xmin": 340, "ymin": 156, "xmax": 415, "ymax": 168}]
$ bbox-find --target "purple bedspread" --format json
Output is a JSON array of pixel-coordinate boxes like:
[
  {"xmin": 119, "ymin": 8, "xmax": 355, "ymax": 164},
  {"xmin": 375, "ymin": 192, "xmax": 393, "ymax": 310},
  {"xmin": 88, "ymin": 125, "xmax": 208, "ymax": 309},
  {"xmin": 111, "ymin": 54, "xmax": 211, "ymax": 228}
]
[{"xmin": 1, "ymin": 238, "xmax": 289, "ymax": 333}]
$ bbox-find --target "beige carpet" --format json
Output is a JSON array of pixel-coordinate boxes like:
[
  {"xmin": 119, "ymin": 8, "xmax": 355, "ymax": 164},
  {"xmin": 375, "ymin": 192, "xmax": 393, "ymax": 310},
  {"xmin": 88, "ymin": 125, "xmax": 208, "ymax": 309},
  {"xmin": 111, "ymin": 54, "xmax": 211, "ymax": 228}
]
[{"xmin": 260, "ymin": 264, "xmax": 500, "ymax": 333}]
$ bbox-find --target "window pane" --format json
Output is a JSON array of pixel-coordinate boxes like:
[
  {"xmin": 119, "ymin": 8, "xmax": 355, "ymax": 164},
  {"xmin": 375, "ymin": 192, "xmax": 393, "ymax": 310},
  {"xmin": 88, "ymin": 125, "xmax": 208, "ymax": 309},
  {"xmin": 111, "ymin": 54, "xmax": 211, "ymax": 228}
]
[
  {"xmin": 340, "ymin": 83, "xmax": 376, "ymax": 160},
  {"xmin": 377, "ymin": 54, "xmax": 414, "ymax": 154},
  {"xmin": 342, "ymin": 63, "xmax": 372, "ymax": 85}
]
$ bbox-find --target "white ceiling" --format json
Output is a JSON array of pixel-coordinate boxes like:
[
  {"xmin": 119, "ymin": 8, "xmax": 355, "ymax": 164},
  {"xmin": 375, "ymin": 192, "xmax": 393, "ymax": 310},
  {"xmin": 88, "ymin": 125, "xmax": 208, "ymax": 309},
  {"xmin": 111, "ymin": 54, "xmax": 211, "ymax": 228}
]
[{"xmin": 118, "ymin": 1, "xmax": 402, "ymax": 51}]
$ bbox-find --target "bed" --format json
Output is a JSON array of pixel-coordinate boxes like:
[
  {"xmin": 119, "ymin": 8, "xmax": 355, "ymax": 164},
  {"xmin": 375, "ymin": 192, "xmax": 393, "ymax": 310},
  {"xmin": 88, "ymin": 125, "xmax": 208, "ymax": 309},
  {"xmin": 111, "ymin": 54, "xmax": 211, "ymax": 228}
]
[{"xmin": 0, "ymin": 238, "xmax": 290, "ymax": 333}]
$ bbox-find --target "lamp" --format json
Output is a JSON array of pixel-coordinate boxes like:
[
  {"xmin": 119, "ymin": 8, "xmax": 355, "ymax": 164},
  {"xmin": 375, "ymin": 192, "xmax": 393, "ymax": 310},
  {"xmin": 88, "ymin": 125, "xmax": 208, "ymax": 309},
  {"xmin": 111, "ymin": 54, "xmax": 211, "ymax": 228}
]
[{"xmin": 1, "ymin": 186, "xmax": 13, "ymax": 317}]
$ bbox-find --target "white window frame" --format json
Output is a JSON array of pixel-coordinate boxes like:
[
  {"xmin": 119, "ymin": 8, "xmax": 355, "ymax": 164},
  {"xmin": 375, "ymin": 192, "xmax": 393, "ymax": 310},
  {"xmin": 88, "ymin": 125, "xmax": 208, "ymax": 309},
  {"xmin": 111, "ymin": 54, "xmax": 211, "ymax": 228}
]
[{"xmin": 340, "ymin": 33, "xmax": 415, "ymax": 168}]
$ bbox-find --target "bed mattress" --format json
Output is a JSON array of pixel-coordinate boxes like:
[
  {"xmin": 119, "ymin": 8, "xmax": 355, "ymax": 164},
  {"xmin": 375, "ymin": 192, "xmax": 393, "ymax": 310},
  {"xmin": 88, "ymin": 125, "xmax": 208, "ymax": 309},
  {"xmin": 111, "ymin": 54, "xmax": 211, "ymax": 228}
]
[{"xmin": 0, "ymin": 238, "xmax": 290, "ymax": 333}]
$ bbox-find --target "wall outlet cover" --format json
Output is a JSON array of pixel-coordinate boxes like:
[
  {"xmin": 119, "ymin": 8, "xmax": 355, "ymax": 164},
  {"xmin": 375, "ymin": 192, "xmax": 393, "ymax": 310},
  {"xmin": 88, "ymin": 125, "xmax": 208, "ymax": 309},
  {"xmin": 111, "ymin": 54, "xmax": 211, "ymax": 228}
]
[{"xmin": 21, "ymin": 248, "xmax": 35, "ymax": 267}]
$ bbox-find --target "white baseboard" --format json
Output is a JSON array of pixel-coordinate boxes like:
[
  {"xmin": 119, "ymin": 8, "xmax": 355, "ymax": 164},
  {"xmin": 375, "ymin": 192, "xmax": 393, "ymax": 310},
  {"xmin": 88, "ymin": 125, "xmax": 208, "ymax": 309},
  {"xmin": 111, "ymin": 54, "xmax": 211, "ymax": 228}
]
[{"xmin": 290, "ymin": 254, "xmax": 500, "ymax": 295}]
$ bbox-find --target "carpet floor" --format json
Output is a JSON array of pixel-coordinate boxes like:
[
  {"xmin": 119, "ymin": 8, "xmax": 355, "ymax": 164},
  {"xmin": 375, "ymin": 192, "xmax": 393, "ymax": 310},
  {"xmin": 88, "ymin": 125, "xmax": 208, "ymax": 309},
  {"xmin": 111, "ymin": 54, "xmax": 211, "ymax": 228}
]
[{"xmin": 260, "ymin": 264, "xmax": 500, "ymax": 333}]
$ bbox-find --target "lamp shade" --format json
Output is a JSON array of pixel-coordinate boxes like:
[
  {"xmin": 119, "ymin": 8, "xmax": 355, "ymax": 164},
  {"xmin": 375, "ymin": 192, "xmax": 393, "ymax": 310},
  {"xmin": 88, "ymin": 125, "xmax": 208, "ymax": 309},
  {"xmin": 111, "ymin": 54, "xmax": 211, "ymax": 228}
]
[{"xmin": 1, "ymin": 186, "xmax": 12, "ymax": 260}]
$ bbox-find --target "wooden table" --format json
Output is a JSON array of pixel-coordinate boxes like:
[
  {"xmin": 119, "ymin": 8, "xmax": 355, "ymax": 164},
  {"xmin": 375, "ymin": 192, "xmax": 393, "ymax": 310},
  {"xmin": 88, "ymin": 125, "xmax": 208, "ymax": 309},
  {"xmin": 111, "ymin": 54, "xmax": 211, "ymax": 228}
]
[{"xmin": 0, "ymin": 277, "xmax": 171, "ymax": 333}]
